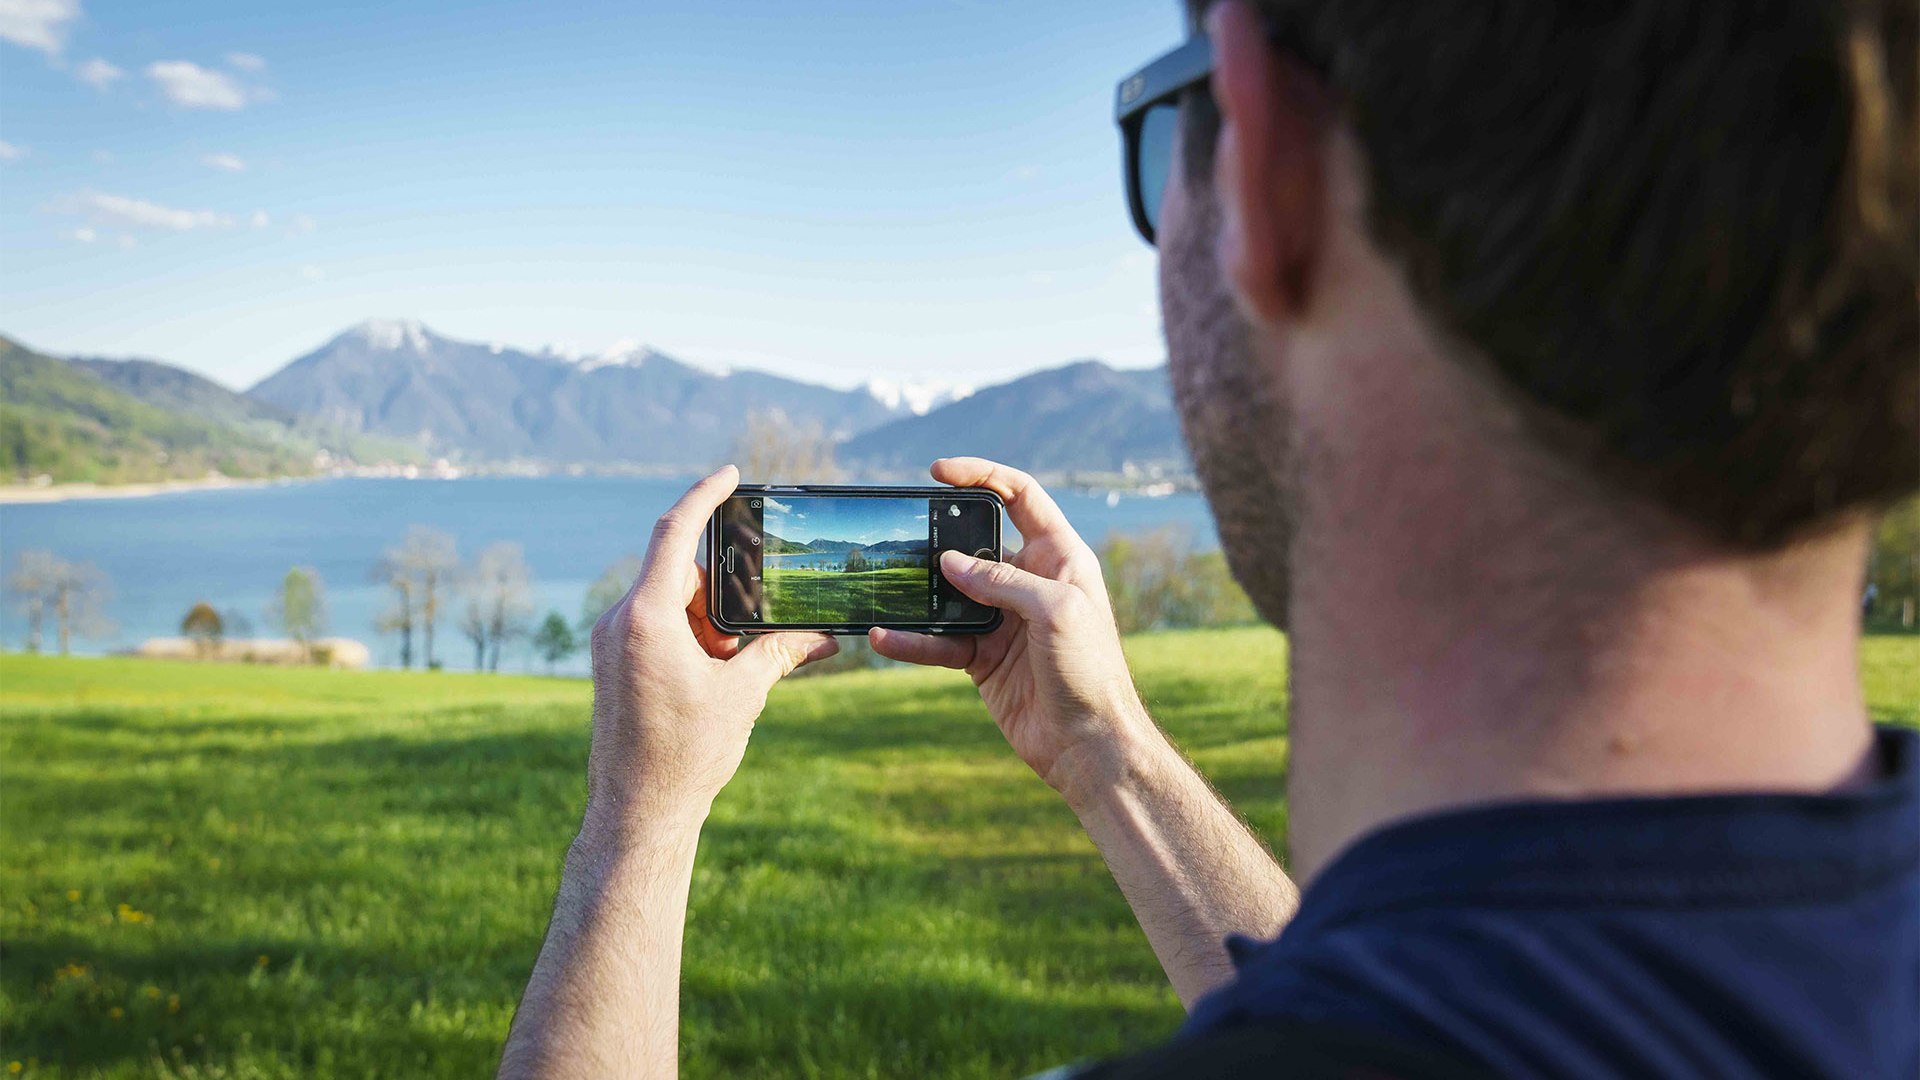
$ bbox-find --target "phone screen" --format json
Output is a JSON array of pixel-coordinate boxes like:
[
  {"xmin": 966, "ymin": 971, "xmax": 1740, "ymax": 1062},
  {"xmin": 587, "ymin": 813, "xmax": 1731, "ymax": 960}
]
[{"xmin": 712, "ymin": 488, "xmax": 1001, "ymax": 632}]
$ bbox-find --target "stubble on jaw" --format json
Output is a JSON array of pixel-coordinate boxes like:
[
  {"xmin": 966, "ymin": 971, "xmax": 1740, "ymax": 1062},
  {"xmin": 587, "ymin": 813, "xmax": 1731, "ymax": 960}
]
[{"xmin": 1158, "ymin": 155, "xmax": 1301, "ymax": 633}]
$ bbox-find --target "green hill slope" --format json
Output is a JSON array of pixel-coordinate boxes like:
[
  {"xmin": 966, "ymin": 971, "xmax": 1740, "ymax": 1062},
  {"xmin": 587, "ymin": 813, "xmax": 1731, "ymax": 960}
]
[{"xmin": 0, "ymin": 336, "xmax": 312, "ymax": 484}]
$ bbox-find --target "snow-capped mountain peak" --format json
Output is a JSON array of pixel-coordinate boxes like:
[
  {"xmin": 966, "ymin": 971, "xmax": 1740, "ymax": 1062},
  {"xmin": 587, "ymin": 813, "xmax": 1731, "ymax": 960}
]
[
  {"xmin": 866, "ymin": 377, "xmax": 975, "ymax": 416},
  {"xmin": 351, "ymin": 317, "xmax": 433, "ymax": 353},
  {"xmin": 576, "ymin": 338, "xmax": 655, "ymax": 371}
]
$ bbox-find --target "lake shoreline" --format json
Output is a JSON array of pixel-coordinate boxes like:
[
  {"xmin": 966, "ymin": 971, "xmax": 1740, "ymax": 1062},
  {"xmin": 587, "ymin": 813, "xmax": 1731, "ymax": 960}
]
[{"xmin": 0, "ymin": 475, "xmax": 311, "ymax": 505}]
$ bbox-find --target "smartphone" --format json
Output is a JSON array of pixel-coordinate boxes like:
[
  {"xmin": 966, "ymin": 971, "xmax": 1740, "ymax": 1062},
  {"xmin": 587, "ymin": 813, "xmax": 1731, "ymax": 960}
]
[{"xmin": 708, "ymin": 484, "xmax": 1004, "ymax": 635}]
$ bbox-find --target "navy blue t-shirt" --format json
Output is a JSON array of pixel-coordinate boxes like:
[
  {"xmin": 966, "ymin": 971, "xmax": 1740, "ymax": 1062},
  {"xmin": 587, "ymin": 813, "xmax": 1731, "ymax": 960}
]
[{"xmin": 1175, "ymin": 725, "xmax": 1919, "ymax": 1078}]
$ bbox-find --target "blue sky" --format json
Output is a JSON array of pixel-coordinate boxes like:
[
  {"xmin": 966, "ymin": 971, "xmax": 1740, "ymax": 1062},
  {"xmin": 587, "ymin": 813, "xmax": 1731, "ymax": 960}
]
[
  {"xmin": 0, "ymin": 0, "xmax": 1184, "ymax": 391},
  {"xmin": 763, "ymin": 495, "xmax": 925, "ymax": 547}
]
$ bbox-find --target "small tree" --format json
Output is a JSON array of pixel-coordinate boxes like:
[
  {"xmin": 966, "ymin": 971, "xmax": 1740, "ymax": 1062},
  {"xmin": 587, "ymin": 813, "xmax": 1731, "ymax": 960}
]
[
  {"xmin": 532, "ymin": 611, "xmax": 578, "ymax": 674},
  {"xmin": 731, "ymin": 407, "xmax": 840, "ymax": 482},
  {"xmin": 581, "ymin": 555, "xmax": 644, "ymax": 632},
  {"xmin": 180, "ymin": 602, "xmax": 224, "ymax": 658},
  {"xmin": 270, "ymin": 567, "xmax": 326, "ymax": 660},
  {"xmin": 1867, "ymin": 495, "xmax": 1919, "ymax": 630},
  {"xmin": 844, "ymin": 548, "xmax": 869, "ymax": 573},
  {"xmin": 1100, "ymin": 528, "xmax": 1255, "ymax": 633}
]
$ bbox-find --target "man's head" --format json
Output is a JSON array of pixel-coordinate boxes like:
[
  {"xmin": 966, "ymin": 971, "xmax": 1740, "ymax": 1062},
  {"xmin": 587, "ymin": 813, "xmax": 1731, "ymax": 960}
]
[{"xmin": 1155, "ymin": 0, "xmax": 1917, "ymax": 627}]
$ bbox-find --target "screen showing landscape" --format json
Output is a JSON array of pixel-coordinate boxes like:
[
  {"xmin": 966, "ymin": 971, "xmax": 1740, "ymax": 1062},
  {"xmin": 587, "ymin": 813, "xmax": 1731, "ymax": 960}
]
[{"xmin": 760, "ymin": 496, "xmax": 934, "ymax": 623}]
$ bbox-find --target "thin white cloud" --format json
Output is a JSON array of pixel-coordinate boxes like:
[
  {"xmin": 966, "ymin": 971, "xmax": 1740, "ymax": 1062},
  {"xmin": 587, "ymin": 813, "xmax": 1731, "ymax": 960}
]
[
  {"xmin": 287, "ymin": 212, "xmax": 317, "ymax": 235},
  {"xmin": 0, "ymin": 0, "xmax": 78, "ymax": 55},
  {"xmin": 249, "ymin": 209, "xmax": 270, "ymax": 228},
  {"xmin": 146, "ymin": 61, "xmax": 247, "ymax": 110},
  {"xmin": 298, "ymin": 264, "xmax": 324, "ymax": 282},
  {"xmin": 79, "ymin": 192, "xmax": 235, "ymax": 230},
  {"xmin": 116, "ymin": 234, "xmax": 136, "ymax": 249},
  {"xmin": 225, "ymin": 51, "xmax": 265, "ymax": 72},
  {"xmin": 0, "ymin": 139, "xmax": 23, "ymax": 161},
  {"xmin": 764, "ymin": 497, "xmax": 792, "ymax": 514},
  {"xmin": 75, "ymin": 56, "xmax": 121, "ymax": 88},
  {"xmin": 203, "ymin": 151, "xmax": 246, "ymax": 172},
  {"xmin": 70, "ymin": 226, "xmax": 96, "ymax": 243}
]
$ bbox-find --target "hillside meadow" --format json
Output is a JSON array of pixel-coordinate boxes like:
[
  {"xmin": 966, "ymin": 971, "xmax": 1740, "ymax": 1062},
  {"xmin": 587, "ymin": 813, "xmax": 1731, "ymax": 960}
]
[{"xmin": 3, "ymin": 630, "xmax": 1917, "ymax": 1078}]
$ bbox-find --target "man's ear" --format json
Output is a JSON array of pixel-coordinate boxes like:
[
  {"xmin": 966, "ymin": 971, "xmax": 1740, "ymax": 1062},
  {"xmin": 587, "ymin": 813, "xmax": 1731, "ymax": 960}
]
[{"xmin": 1208, "ymin": 0, "xmax": 1329, "ymax": 323}]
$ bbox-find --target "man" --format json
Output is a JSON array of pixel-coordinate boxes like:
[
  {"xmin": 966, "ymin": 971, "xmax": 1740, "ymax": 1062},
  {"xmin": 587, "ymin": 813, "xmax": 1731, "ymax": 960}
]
[{"xmin": 499, "ymin": 0, "xmax": 1917, "ymax": 1076}]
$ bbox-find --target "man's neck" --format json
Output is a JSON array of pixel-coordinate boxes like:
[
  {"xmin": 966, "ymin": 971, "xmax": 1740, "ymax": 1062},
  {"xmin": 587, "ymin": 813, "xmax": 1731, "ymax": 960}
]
[{"xmin": 1281, "ymin": 458, "xmax": 1877, "ymax": 885}]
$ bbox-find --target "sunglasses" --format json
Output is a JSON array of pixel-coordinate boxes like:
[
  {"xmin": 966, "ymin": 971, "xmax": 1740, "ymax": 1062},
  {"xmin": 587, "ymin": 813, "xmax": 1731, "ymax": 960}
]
[{"xmin": 1114, "ymin": 35, "xmax": 1214, "ymax": 246}]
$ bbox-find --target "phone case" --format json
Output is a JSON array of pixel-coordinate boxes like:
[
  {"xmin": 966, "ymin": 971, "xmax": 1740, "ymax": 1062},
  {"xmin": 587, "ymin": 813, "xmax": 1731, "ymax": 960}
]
[{"xmin": 708, "ymin": 484, "xmax": 1005, "ymax": 636}]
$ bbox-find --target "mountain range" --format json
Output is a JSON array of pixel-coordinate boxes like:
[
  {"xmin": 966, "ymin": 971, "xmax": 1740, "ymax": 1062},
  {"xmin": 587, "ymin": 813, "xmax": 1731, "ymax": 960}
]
[{"xmin": 4, "ymin": 318, "xmax": 1191, "ymax": 484}]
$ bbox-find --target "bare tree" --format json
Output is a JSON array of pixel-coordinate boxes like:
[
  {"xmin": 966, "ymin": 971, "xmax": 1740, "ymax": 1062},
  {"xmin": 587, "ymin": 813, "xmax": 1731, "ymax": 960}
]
[
  {"xmin": 402, "ymin": 528, "xmax": 461, "ymax": 670},
  {"xmin": 460, "ymin": 600, "xmax": 488, "ymax": 672},
  {"xmin": 467, "ymin": 542, "xmax": 535, "ymax": 672},
  {"xmin": 22, "ymin": 557, "xmax": 114, "ymax": 656},
  {"xmin": 6, "ymin": 550, "xmax": 59, "ymax": 653},
  {"xmin": 372, "ymin": 559, "xmax": 418, "ymax": 669},
  {"xmin": 730, "ymin": 408, "xmax": 840, "ymax": 481}
]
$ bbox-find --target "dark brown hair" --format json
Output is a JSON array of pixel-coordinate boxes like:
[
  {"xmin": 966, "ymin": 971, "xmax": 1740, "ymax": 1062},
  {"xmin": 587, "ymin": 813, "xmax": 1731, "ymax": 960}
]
[{"xmin": 1187, "ymin": 0, "xmax": 1917, "ymax": 547}]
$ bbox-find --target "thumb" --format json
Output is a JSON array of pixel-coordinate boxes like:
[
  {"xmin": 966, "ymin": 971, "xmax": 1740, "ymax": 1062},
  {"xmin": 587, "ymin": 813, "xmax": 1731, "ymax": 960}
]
[
  {"xmin": 939, "ymin": 550, "xmax": 1071, "ymax": 623},
  {"xmin": 727, "ymin": 632, "xmax": 839, "ymax": 691}
]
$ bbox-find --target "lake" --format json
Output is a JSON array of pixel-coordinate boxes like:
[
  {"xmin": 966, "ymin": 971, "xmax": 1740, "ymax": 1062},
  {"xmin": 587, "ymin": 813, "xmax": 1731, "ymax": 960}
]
[{"xmin": 0, "ymin": 476, "xmax": 1218, "ymax": 674}]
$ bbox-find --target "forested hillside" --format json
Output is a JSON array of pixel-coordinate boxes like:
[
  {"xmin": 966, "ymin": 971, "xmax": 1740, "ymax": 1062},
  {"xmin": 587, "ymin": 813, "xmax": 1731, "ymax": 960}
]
[{"xmin": 0, "ymin": 337, "xmax": 312, "ymax": 484}]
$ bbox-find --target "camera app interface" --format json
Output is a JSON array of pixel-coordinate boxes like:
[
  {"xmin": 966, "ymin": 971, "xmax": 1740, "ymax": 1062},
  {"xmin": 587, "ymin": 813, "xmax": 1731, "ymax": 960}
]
[{"xmin": 718, "ymin": 494, "xmax": 997, "ymax": 627}]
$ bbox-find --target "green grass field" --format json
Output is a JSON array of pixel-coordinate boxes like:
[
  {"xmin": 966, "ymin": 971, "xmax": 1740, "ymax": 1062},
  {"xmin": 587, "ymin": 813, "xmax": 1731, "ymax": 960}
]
[
  {"xmin": 763, "ymin": 565, "xmax": 927, "ymax": 624},
  {"xmin": 3, "ymin": 630, "xmax": 1916, "ymax": 1078}
]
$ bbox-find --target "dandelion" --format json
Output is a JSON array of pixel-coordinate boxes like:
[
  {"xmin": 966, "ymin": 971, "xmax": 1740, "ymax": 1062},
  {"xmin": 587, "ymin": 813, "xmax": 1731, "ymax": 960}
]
[
  {"xmin": 7, "ymin": 1060, "xmax": 20, "ymax": 1074},
  {"xmin": 144, "ymin": 985, "xmax": 161, "ymax": 1000},
  {"xmin": 167, "ymin": 993, "xmax": 180, "ymax": 1014},
  {"xmin": 108, "ymin": 1006, "xmax": 124, "ymax": 1020},
  {"xmin": 255, "ymin": 954, "xmax": 269, "ymax": 968},
  {"xmin": 66, "ymin": 889, "xmax": 80, "ymax": 902}
]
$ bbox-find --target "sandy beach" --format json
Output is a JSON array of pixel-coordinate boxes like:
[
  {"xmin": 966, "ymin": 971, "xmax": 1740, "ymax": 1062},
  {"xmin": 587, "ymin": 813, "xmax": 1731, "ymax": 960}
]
[{"xmin": 0, "ymin": 475, "xmax": 305, "ymax": 505}]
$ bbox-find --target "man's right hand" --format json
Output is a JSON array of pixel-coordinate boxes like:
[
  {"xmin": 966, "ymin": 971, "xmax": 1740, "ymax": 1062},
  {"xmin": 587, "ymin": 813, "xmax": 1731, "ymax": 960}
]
[{"xmin": 869, "ymin": 457, "xmax": 1158, "ymax": 805}]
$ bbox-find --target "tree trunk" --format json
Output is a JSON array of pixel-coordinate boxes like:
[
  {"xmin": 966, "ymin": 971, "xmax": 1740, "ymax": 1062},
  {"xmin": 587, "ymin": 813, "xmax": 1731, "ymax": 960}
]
[
  {"xmin": 423, "ymin": 579, "xmax": 438, "ymax": 669},
  {"xmin": 489, "ymin": 636, "xmax": 502, "ymax": 673},
  {"xmin": 56, "ymin": 587, "xmax": 71, "ymax": 656},
  {"xmin": 24, "ymin": 600, "xmax": 42, "ymax": 653},
  {"xmin": 473, "ymin": 637, "xmax": 485, "ymax": 672},
  {"xmin": 399, "ymin": 625, "xmax": 413, "ymax": 670}
]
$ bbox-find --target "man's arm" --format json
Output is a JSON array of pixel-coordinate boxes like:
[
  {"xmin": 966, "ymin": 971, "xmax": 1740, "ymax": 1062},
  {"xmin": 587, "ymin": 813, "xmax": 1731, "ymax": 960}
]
[
  {"xmin": 498, "ymin": 465, "xmax": 836, "ymax": 1079},
  {"xmin": 1053, "ymin": 725, "xmax": 1298, "ymax": 1008},
  {"xmin": 498, "ymin": 819, "xmax": 701, "ymax": 1078},
  {"xmin": 871, "ymin": 458, "xmax": 1298, "ymax": 1008}
]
